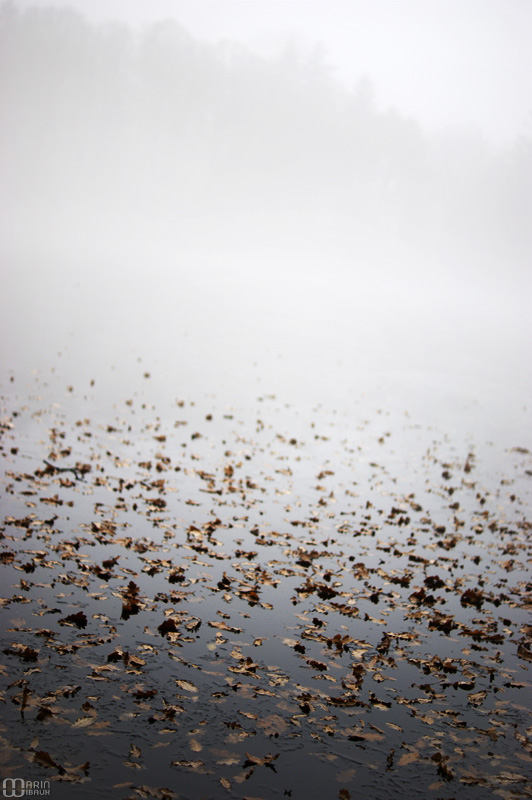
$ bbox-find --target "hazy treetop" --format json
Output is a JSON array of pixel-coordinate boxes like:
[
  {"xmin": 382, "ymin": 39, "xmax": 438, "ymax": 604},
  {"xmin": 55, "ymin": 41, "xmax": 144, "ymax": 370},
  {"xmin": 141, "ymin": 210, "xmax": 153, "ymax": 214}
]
[{"xmin": 11, "ymin": 0, "xmax": 532, "ymax": 146}]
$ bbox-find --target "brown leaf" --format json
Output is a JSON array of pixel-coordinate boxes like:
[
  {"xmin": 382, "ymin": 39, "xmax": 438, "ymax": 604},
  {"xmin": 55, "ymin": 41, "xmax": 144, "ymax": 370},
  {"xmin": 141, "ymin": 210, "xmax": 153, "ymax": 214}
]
[
  {"xmin": 3, "ymin": 645, "xmax": 39, "ymax": 662},
  {"xmin": 158, "ymin": 618, "xmax": 180, "ymax": 635},
  {"xmin": 243, "ymin": 752, "xmax": 279, "ymax": 770},
  {"xmin": 306, "ymin": 659, "xmax": 327, "ymax": 671},
  {"xmin": 59, "ymin": 612, "xmax": 87, "ymax": 629},
  {"xmin": 208, "ymin": 621, "xmax": 243, "ymax": 634},
  {"xmin": 171, "ymin": 759, "xmax": 205, "ymax": 770},
  {"xmin": 397, "ymin": 752, "xmax": 420, "ymax": 767},
  {"xmin": 461, "ymin": 588, "xmax": 484, "ymax": 608},
  {"xmin": 517, "ymin": 642, "xmax": 532, "ymax": 662},
  {"xmin": 20, "ymin": 685, "xmax": 31, "ymax": 714},
  {"xmin": 468, "ymin": 690, "xmax": 487, "ymax": 706},
  {"xmin": 33, "ymin": 750, "xmax": 65, "ymax": 774}
]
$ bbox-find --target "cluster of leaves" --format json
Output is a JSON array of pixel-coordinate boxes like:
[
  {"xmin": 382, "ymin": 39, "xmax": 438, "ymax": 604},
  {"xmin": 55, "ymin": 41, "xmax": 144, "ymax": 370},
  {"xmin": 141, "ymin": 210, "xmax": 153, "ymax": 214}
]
[{"xmin": 0, "ymin": 391, "xmax": 531, "ymax": 799}]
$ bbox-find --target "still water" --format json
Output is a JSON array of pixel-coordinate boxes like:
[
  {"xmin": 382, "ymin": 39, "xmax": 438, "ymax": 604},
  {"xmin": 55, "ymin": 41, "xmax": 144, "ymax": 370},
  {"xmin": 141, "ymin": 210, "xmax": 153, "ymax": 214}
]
[{"xmin": 1, "ymin": 245, "xmax": 531, "ymax": 799}]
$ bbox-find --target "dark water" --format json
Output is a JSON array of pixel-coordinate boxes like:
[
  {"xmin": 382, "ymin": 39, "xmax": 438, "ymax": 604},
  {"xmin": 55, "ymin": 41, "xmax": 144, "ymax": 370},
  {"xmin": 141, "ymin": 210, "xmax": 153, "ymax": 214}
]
[{"xmin": 1, "ymin": 250, "xmax": 531, "ymax": 799}]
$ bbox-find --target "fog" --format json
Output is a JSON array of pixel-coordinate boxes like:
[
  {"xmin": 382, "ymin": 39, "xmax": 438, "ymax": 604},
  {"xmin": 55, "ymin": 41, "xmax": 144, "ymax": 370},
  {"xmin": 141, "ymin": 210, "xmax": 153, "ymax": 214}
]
[{"xmin": 1, "ymin": 0, "xmax": 531, "ymax": 439}]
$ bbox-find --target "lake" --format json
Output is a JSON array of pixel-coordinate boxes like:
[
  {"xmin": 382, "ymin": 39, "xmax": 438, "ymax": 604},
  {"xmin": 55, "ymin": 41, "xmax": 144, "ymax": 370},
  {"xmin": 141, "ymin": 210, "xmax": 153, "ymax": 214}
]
[{"xmin": 1, "ymin": 239, "xmax": 531, "ymax": 799}]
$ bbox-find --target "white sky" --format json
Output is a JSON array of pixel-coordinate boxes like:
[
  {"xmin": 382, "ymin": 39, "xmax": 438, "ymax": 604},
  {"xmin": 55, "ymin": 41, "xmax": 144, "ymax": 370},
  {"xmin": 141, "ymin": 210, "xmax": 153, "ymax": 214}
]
[{"xmin": 13, "ymin": 0, "xmax": 532, "ymax": 145}]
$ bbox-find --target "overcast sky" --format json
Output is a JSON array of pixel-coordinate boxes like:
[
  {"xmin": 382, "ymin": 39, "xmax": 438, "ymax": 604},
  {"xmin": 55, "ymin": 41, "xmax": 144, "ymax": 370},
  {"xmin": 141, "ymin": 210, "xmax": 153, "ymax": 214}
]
[{"xmin": 13, "ymin": 0, "xmax": 532, "ymax": 146}]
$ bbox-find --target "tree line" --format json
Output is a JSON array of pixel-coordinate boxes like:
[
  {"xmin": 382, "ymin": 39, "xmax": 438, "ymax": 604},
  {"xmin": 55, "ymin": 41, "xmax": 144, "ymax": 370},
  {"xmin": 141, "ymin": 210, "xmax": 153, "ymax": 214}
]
[{"xmin": 0, "ymin": 2, "xmax": 529, "ymax": 274}]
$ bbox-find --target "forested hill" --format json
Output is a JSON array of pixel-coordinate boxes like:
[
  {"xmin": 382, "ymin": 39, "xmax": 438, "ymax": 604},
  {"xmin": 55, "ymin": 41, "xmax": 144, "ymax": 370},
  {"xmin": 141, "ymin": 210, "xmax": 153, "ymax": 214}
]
[{"xmin": 0, "ymin": 1, "xmax": 530, "ymax": 278}]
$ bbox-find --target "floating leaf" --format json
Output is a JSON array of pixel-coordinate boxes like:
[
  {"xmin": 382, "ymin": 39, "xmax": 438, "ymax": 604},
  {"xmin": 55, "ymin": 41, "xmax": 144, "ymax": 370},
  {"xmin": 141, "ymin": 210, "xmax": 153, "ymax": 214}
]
[
  {"xmin": 59, "ymin": 611, "xmax": 87, "ymax": 629},
  {"xmin": 175, "ymin": 680, "xmax": 198, "ymax": 693},
  {"xmin": 398, "ymin": 752, "xmax": 420, "ymax": 767},
  {"xmin": 72, "ymin": 716, "xmax": 95, "ymax": 728}
]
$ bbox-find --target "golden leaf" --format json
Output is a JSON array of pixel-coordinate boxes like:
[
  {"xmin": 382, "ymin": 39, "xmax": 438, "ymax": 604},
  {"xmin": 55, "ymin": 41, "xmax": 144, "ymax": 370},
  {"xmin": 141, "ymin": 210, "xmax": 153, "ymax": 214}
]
[{"xmin": 175, "ymin": 679, "xmax": 198, "ymax": 693}]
